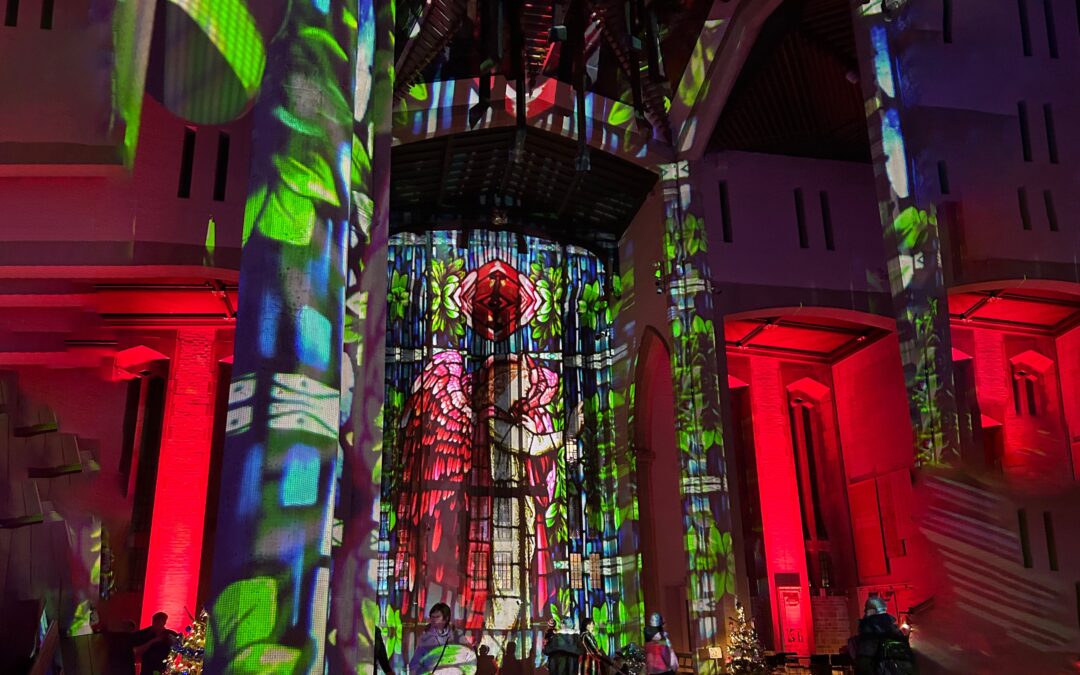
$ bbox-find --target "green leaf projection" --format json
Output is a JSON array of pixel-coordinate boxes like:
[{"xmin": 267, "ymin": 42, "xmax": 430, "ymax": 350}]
[
  {"xmin": 118, "ymin": 2, "xmax": 767, "ymax": 674},
  {"xmin": 856, "ymin": 3, "xmax": 960, "ymax": 465},
  {"xmin": 326, "ymin": 0, "xmax": 396, "ymax": 671},
  {"xmin": 204, "ymin": 1, "xmax": 357, "ymax": 673},
  {"xmin": 660, "ymin": 160, "xmax": 736, "ymax": 675},
  {"xmin": 109, "ymin": 0, "xmax": 157, "ymax": 168}
]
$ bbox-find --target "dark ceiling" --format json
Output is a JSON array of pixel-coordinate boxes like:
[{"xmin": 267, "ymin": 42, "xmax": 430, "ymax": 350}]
[
  {"xmin": 709, "ymin": 0, "xmax": 870, "ymax": 163},
  {"xmin": 390, "ymin": 127, "xmax": 658, "ymax": 249}
]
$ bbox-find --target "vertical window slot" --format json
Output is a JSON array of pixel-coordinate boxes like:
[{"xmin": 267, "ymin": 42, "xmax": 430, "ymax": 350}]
[
  {"xmin": 39, "ymin": 0, "xmax": 52, "ymax": 29},
  {"xmin": 177, "ymin": 127, "xmax": 196, "ymax": 199},
  {"xmin": 1044, "ymin": 104, "xmax": 1059, "ymax": 164},
  {"xmin": 1076, "ymin": 582, "xmax": 1080, "ymax": 629},
  {"xmin": 937, "ymin": 160, "xmax": 951, "ymax": 195},
  {"xmin": 1019, "ymin": 509, "xmax": 1033, "ymax": 568},
  {"xmin": 1018, "ymin": 102, "xmax": 1033, "ymax": 162},
  {"xmin": 1018, "ymin": 188, "xmax": 1032, "ymax": 230},
  {"xmin": 1045, "ymin": 511, "xmax": 1058, "ymax": 571},
  {"xmin": 1045, "ymin": 189, "xmax": 1059, "ymax": 231},
  {"xmin": 213, "ymin": 132, "xmax": 231, "ymax": 201},
  {"xmin": 819, "ymin": 191, "xmax": 835, "ymax": 251},
  {"xmin": 943, "ymin": 0, "xmax": 953, "ymax": 43},
  {"xmin": 1018, "ymin": 0, "xmax": 1033, "ymax": 56},
  {"xmin": 719, "ymin": 181, "xmax": 733, "ymax": 243},
  {"xmin": 794, "ymin": 188, "xmax": 809, "ymax": 249},
  {"xmin": 4, "ymin": 0, "xmax": 19, "ymax": 27},
  {"xmin": 1044, "ymin": 0, "xmax": 1059, "ymax": 57},
  {"xmin": 802, "ymin": 406, "xmax": 827, "ymax": 540}
]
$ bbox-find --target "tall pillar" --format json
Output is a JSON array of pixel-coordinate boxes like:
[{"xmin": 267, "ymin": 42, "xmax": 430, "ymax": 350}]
[
  {"xmin": 205, "ymin": 2, "xmax": 356, "ymax": 672},
  {"xmin": 851, "ymin": 1, "xmax": 960, "ymax": 464},
  {"xmin": 659, "ymin": 161, "xmax": 734, "ymax": 673},
  {"xmin": 328, "ymin": 0, "xmax": 395, "ymax": 670},
  {"xmin": 142, "ymin": 327, "xmax": 219, "ymax": 631}
]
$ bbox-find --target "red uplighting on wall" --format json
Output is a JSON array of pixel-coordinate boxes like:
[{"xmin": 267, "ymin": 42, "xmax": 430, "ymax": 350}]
[{"xmin": 141, "ymin": 328, "xmax": 219, "ymax": 630}]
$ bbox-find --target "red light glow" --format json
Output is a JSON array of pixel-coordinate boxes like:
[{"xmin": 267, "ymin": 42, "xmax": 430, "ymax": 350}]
[{"xmin": 141, "ymin": 328, "xmax": 219, "ymax": 631}]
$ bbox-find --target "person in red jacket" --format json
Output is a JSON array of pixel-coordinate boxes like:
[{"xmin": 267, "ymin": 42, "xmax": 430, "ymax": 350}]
[{"xmin": 642, "ymin": 613, "xmax": 678, "ymax": 675}]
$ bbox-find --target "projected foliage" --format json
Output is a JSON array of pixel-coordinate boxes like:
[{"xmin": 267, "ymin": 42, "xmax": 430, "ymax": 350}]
[
  {"xmin": 659, "ymin": 160, "xmax": 735, "ymax": 675},
  {"xmin": 326, "ymin": 0, "xmax": 396, "ymax": 670},
  {"xmin": 205, "ymin": 1, "xmax": 356, "ymax": 673},
  {"xmin": 857, "ymin": 2, "xmax": 959, "ymax": 465}
]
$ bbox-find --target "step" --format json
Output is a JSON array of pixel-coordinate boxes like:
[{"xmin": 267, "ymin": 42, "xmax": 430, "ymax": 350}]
[
  {"xmin": 14, "ymin": 397, "xmax": 58, "ymax": 437},
  {"xmin": 0, "ymin": 480, "xmax": 43, "ymax": 529},
  {"xmin": 26, "ymin": 433, "xmax": 82, "ymax": 478}
]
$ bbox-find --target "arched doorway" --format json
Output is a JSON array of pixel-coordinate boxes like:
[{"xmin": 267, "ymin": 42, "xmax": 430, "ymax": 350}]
[{"xmin": 633, "ymin": 327, "xmax": 690, "ymax": 653}]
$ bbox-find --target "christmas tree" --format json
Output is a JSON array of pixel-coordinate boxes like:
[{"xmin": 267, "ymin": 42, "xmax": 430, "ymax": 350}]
[
  {"xmin": 165, "ymin": 610, "xmax": 208, "ymax": 675},
  {"xmin": 726, "ymin": 600, "xmax": 767, "ymax": 675}
]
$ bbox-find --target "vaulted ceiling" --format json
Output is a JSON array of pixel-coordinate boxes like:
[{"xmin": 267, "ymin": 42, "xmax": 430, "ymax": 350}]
[
  {"xmin": 389, "ymin": 0, "xmax": 872, "ymax": 244},
  {"xmin": 708, "ymin": 0, "xmax": 870, "ymax": 163},
  {"xmin": 391, "ymin": 126, "xmax": 658, "ymax": 250}
]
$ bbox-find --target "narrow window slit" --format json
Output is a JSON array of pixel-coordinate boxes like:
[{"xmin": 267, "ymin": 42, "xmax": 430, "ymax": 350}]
[
  {"xmin": 213, "ymin": 132, "xmax": 231, "ymax": 202},
  {"xmin": 1018, "ymin": 188, "xmax": 1032, "ymax": 230},
  {"xmin": 819, "ymin": 191, "xmax": 835, "ymax": 251},
  {"xmin": 1018, "ymin": 102, "xmax": 1033, "ymax": 162},
  {"xmin": 794, "ymin": 188, "xmax": 808, "ymax": 249},
  {"xmin": 177, "ymin": 128, "xmax": 197, "ymax": 199},
  {"xmin": 719, "ymin": 181, "xmax": 733, "ymax": 243}
]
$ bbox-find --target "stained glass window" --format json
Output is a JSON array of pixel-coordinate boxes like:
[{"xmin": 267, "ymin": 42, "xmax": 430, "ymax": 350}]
[{"xmin": 381, "ymin": 229, "xmax": 621, "ymax": 658}]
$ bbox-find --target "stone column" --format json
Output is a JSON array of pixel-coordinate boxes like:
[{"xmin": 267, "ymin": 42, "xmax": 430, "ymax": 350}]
[
  {"xmin": 328, "ymin": 0, "xmax": 396, "ymax": 671},
  {"xmin": 205, "ymin": 2, "xmax": 356, "ymax": 672},
  {"xmin": 850, "ymin": 1, "xmax": 961, "ymax": 465},
  {"xmin": 659, "ymin": 160, "xmax": 734, "ymax": 673}
]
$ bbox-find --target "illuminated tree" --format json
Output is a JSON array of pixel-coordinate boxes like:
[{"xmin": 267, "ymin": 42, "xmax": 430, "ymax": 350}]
[
  {"xmin": 165, "ymin": 610, "xmax": 208, "ymax": 675},
  {"xmin": 726, "ymin": 601, "xmax": 766, "ymax": 675}
]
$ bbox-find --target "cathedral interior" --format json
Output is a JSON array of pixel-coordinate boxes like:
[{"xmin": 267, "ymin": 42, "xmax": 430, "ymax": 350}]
[{"xmin": 2, "ymin": 0, "xmax": 1080, "ymax": 673}]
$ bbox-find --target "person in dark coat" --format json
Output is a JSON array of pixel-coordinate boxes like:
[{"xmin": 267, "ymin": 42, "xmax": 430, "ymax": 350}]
[
  {"xmin": 543, "ymin": 618, "xmax": 582, "ymax": 675},
  {"xmin": 852, "ymin": 596, "xmax": 913, "ymax": 675},
  {"xmin": 476, "ymin": 644, "xmax": 498, "ymax": 675},
  {"xmin": 132, "ymin": 612, "xmax": 179, "ymax": 675}
]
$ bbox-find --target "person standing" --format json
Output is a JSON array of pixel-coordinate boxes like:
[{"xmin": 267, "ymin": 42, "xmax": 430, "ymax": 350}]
[
  {"xmin": 132, "ymin": 612, "xmax": 178, "ymax": 675},
  {"xmin": 543, "ymin": 618, "xmax": 581, "ymax": 675},
  {"xmin": 409, "ymin": 603, "xmax": 472, "ymax": 675},
  {"xmin": 642, "ymin": 613, "xmax": 678, "ymax": 675},
  {"xmin": 851, "ymin": 596, "xmax": 915, "ymax": 675},
  {"xmin": 580, "ymin": 618, "xmax": 613, "ymax": 675}
]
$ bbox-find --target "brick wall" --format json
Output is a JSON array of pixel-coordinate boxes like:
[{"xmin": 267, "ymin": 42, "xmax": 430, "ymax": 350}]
[
  {"xmin": 811, "ymin": 594, "xmax": 851, "ymax": 655},
  {"xmin": 140, "ymin": 327, "xmax": 220, "ymax": 630}
]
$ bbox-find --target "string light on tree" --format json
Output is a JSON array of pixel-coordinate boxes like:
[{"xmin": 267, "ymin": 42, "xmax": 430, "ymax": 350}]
[
  {"xmin": 725, "ymin": 600, "xmax": 766, "ymax": 675},
  {"xmin": 165, "ymin": 610, "xmax": 208, "ymax": 675}
]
